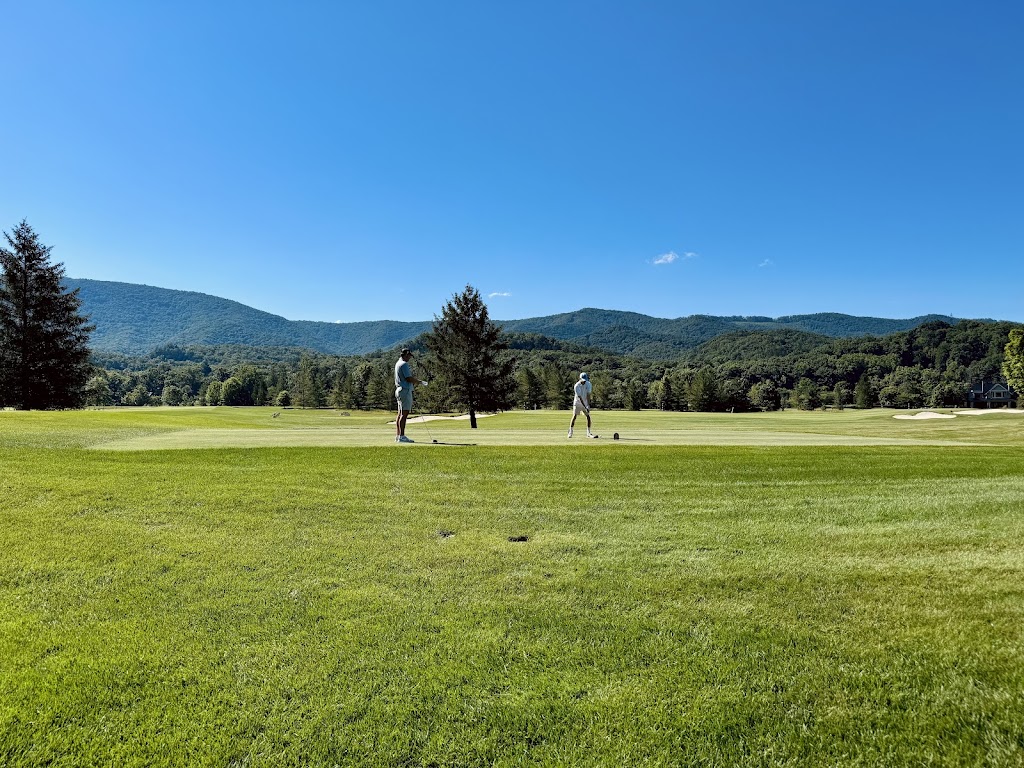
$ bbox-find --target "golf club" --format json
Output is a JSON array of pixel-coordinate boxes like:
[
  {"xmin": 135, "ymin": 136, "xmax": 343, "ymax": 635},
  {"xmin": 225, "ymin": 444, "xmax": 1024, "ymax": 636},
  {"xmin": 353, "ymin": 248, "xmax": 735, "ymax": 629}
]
[{"xmin": 419, "ymin": 413, "xmax": 438, "ymax": 443}]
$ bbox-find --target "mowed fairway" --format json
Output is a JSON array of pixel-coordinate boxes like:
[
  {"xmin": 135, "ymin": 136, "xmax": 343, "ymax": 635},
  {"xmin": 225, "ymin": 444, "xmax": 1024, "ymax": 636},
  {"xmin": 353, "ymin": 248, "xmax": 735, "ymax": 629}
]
[{"xmin": 2, "ymin": 408, "xmax": 1023, "ymax": 766}]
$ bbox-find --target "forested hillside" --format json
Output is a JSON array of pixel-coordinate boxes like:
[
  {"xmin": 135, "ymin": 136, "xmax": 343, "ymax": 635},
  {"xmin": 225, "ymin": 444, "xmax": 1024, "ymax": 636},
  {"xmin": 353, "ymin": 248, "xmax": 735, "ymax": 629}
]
[
  {"xmin": 66, "ymin": 279, "xmax": 432, "ymax": 355},
  {"xmin": 84, "ymin": 318, "xmax": 1022, "ymax": 413},
  {"xmin": 69, "ymin": 278, "xmax": 978, "ymax": 358}
]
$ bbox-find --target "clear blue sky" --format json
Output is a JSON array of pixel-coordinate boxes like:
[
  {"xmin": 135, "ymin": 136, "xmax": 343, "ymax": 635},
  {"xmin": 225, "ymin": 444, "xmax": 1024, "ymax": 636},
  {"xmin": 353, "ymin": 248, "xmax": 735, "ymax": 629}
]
[{"xmin": 2, "ymin": 1, "xmax": 1021, "ymax": 323}]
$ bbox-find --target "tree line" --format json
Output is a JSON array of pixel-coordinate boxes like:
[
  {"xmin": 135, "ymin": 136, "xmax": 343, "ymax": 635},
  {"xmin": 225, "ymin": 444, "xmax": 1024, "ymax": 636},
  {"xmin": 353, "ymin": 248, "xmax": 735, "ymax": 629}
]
[
  {"xmin": 79, "ymin": 318, "xmax": 1022, "ymax": 413},
  {"xmin": 3, "ymin": 221, "xmax": 1024, "ymax": 411}
]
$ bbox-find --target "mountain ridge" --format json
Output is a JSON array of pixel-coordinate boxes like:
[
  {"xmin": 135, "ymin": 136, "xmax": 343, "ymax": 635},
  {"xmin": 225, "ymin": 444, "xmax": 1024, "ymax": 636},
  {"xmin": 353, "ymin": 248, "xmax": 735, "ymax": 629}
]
[{"xmin": 66, "ymin": 278, "xmax": 985, "ymax": 359}]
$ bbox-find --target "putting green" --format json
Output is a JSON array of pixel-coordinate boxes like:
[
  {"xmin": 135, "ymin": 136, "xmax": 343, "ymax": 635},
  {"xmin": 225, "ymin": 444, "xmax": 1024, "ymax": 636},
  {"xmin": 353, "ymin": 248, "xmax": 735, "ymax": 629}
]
[{"xmin": 90, "ymin": 422, "xmax": 986, "ymax": 450}]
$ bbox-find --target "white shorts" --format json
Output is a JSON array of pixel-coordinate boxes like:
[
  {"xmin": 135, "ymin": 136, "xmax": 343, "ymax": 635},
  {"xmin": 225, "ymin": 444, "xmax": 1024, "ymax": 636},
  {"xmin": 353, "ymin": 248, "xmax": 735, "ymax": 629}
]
[
  {"xmin": 572, "ymin": 399, "xmax": 589, "ymax": 416},
  {"xmin": 396, "ymin": 387, "xmax": 413, "ymax": 413}
]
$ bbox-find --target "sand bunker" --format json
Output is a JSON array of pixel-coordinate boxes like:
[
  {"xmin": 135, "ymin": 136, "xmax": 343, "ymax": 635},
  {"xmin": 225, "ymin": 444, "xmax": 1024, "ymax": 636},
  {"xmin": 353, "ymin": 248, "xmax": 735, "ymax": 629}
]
[
  {"xmin": 953, "ymin": 408, "xmax": 1024, "ymax": 416},
  {"xmin": 893, "ymin": 412, "xmax": 957, "ymax": 420}
]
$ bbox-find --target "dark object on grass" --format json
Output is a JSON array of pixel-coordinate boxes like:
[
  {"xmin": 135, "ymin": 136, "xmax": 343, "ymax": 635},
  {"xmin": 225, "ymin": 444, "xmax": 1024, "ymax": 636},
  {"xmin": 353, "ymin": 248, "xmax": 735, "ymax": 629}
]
[
  {"xmin": 613, "ymin": 432, "xmax": 619, "ymax": 440},
  {"xmin": 438, "ymin": 530, "xmax": 455, "ymax": 538},
  {"xmin": 508, "ymin": 535, "xmax": 529, "ymax": 543}
]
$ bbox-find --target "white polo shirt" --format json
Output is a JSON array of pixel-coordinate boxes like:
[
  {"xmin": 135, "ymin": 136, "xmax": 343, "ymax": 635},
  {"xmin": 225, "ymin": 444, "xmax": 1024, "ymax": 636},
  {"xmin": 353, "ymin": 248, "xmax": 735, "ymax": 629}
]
[{"xmin": 573, "ymin": 379, "xmax": 591, "ymax": 406}]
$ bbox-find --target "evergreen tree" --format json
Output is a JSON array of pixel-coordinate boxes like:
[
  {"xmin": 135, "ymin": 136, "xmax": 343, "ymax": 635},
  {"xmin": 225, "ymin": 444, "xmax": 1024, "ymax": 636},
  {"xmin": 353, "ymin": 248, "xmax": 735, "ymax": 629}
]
[
  {"xmin": 366, "ymin": 364, "xmax": 391, "ymax": 410},
  {"xmin": 588, "ymin": 370, "xmax": 615, "ymax": 409},
  {"xmin": 833, "ymin": 382, "xmax": 849, "ymax": 410},
  {"xmin": 0, "ymin": 221, "xmax": 94, "ymax": 409},
  {"xmin": 350, "ymin": 362, "xmax": 376, "ymax": 409},
  {"xmin": 625, "ymin": 378, "xmax": 647, "ymax": 410},
  {"xmin": 422, "ymin": 285, "xmax": 515, "ymax": 428},
  {"xmin": 516, "ymin": 366, "xmax": 546, "ymax": 409},
  {"xmin": 854, "ymin": 374, "xmax": 873, "ymax": 409},
  {"xmin": 685, "ymin": 368, "xmax": 718, "ymax": 411},
  {"xmin": 329, "ymin": 366, "xmax": 348, "ymax": 409},
  {"xmin": 659, "ymin": 375, "xmax": 675, "ymax": 411},
  {"xmin": 294, "ymin": 355, "xmax": 325, "ymax": 408},
  {"xmin": 542, "ymin": 362, "xmax": 573, "ymax": 409}
]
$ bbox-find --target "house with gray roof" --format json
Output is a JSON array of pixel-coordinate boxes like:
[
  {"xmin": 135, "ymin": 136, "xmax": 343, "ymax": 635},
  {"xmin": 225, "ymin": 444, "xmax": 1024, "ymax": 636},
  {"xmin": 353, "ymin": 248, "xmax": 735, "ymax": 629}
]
[{"xmin": 967, "ymin": 380, "xmax": 1018, "ymax": 408}]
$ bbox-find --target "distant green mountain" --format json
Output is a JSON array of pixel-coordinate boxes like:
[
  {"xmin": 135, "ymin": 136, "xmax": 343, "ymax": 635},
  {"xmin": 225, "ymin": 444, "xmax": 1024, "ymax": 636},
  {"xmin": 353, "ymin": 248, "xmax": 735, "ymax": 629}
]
[
  {"xmin": 683, "ymin": 328, "xmax": 834, "ymax": 364},
  {"xmin": 66, "ymin": 278, "xmax": 979, "ymax": 358},
  {"xmin": 65, "ymin": 279, "xmax": 431, "ymax": 355},
  {"xmin": 760, "ymin": 312, "xmax": 970, "ymax": 337},
  {"xmin": 499, "ymin": 308, "xmax": 966, "ymax": 357}
]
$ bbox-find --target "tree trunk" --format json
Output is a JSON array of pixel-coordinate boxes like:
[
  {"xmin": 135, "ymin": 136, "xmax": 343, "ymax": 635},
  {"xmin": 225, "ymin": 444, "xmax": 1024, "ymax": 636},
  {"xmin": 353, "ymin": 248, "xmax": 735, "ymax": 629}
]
[{"xmin": 469, "ymin": 408, "xmax": 477, "ymax": 429}]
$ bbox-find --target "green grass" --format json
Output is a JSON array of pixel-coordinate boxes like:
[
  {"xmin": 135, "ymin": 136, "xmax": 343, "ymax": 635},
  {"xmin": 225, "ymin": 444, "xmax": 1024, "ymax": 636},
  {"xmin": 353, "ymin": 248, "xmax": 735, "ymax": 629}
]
[
  {"xmin": 2, "ymin": 408, "xmax": 1023, "ymax": 766},
  {"xmin": 5, "ymin": 405, "xmax": 1022, "ymax": 450}
]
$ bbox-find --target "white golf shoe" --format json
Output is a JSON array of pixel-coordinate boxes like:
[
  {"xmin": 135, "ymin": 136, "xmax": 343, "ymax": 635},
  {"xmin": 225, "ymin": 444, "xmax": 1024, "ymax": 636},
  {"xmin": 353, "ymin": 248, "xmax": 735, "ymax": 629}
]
[
  {"xmin": 398, "ymin": 435, "xmax": 415, "ymax": 443},
  {"xmin": 567, "ymin": 429, "xmax": 573, "ymax": 438}
]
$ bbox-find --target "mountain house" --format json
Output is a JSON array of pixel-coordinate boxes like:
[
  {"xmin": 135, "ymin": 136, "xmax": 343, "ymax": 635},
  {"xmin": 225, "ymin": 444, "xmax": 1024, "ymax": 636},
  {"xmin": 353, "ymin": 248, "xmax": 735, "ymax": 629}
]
[{"xmin": 967, "ymin": 380, "xmax": 1018, "ymax": 409}]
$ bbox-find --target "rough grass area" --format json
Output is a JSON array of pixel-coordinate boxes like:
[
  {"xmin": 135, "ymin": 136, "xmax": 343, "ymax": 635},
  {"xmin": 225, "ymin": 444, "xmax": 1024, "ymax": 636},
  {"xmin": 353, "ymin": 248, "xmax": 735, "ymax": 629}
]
[{"xmin": 1, "ymin": 409, "xmax": 1023, "ymax": 766}]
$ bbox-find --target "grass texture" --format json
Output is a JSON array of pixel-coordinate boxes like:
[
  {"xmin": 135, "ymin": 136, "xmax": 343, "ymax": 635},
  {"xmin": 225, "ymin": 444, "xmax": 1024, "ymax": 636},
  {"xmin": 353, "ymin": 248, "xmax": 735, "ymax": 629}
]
[{"xmin": 1, "ymin": 408, "xmax": 1023, "ymax": 766}]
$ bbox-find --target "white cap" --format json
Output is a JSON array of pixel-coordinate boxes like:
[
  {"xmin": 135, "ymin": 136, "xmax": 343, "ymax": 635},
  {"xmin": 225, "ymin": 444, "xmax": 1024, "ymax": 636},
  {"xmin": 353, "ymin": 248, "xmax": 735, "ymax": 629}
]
[{"xmin": 580, "ymin": 372, "xmax": 589, "ymax": 380}]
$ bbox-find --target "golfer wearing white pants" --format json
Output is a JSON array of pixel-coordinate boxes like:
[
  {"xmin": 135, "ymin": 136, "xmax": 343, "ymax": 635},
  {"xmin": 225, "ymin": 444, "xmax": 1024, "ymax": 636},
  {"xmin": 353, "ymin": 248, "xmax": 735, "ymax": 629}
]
[{"xmin": 568, "ymin": 372, "xmax": 595, "ymax": 438}]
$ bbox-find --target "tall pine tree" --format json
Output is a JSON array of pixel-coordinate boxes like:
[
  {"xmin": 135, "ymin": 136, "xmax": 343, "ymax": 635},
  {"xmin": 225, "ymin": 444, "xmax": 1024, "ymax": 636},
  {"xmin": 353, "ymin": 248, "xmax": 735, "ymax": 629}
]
[
  {"xmin": 0, "ymin": 221, "xmax": 93, "ymax": 409},
  {"xmin": 422, "ymin": 285, "xmax": 515, "ymax": 428}
]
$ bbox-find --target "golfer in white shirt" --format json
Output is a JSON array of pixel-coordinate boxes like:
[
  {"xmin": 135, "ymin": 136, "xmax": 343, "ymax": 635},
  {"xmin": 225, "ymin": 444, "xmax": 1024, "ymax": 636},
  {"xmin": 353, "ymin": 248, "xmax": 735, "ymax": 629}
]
[{"xmin": 568, "ymin": 372, "xmax": 596, "ymax": 438}]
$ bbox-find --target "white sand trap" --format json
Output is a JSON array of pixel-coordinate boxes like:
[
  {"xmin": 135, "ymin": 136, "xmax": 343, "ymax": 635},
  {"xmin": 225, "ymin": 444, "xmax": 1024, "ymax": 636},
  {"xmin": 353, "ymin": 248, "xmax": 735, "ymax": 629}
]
[
  {"xmin": 953, "ymin": 408, "xmax": 1024, "ymax": 416},
  {"xmin": 387, "ymin": 413, "xmax": 496, "ymax": 425},
  {"xmin": 893, "ymin": 412, "xmax": 957, "ymax": 420}
]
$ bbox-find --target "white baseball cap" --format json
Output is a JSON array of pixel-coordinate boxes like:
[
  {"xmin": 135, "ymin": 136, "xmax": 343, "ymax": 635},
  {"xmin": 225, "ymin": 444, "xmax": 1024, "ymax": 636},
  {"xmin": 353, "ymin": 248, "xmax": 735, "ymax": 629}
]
[{"xmin": 580, "ymin": 372, "xmax": 589, "ymax": 380}]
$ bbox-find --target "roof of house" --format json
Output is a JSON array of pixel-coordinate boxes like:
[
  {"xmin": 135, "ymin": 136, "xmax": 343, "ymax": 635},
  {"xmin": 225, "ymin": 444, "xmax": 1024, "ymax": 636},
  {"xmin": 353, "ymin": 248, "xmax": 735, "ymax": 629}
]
[{"xmin": 969, "ymin": 380, "xmax": 1018, "ymax": 396}]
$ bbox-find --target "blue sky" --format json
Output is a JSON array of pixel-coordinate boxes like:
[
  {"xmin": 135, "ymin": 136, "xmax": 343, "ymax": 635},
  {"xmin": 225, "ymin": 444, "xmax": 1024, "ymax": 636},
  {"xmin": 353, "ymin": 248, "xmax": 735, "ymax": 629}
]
[{"xmin": 2, "ymin": 1, "xmax": 1021, "ymax": 323}]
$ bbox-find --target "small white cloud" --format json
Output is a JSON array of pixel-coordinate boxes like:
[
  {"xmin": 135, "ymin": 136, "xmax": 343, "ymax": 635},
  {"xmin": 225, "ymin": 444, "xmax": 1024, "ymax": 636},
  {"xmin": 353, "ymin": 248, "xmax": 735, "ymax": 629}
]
[
  {"xmin": 758, "ymin": 259, "xmax": 774, "ymax": 268},
  {"xmin": 488, "ymin": 291, "xmax": 512, "ymax": 298},
  {"xmin": 653, "ymin": 251, "xmax": 698, "ymax": 265}
]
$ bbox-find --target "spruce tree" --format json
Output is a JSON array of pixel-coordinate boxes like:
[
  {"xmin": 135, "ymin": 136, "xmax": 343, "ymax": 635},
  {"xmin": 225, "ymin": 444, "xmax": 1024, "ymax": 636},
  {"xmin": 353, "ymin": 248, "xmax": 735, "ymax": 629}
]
[
  {"xmin": 685, "ymin": 368, "xmax": 718, "ymax": 411},
  {"xmin": 422, "ymin": 285, "xmax": 515, "ymax": 428},
  {"xmin": 0, "ymin": 221, "xmax": 94, "ymax": 409},
  {"xmin": 294, "ymin": 355, "xmax": 325, "ymax": 408},
  {"xmin": 659, "ymin": 375, "xmax": 674, "ymax": 410},
  {"xmin": 854, "ymin": 374, "xmax": 873, "ymax": 409}
]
